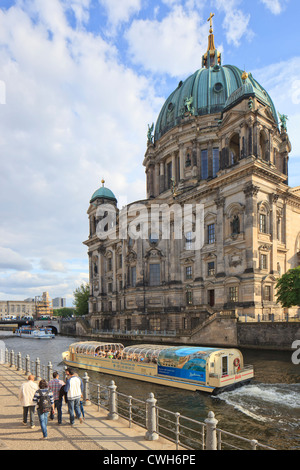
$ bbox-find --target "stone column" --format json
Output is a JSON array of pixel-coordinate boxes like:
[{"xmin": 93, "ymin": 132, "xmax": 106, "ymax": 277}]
[
  {"xmin": 155, "ymin": 163, "xmax": 160, "ymax": 196},
  {"xmin": 159, "ymin": 162, "xmax": 165, "ymax": 193},
  {"xmin": 243, "ymin": 183, "xmax": 260, "ymax": 271},
  {"xmin": 179, "ymin": 144, "xmax": 184, "ymax": 181},
  {"xmin": 270, "ymin": 193, "xmax": 279, "ymax": 273},
  {"xmin": 215, "ymin": 195, "xmax": 225, "ymax": 276},
  {"xmin": 172, "ymin": 153, "xmax": 176, "ymax": 181}
]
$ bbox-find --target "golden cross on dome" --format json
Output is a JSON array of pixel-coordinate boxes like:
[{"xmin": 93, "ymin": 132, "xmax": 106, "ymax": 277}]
[{"xmin": 207, "ymin": 12, "xmax": 215, "ymax": 33}]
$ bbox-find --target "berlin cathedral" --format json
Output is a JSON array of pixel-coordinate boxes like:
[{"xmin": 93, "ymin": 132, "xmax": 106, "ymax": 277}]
[{"xmin": 84, "ymin": 16, "xmax": 300, "ymax": 334}]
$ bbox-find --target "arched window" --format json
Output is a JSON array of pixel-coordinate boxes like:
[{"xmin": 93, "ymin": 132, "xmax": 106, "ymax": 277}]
[
  {"xmin": 259, "ymin": 130, "xmax": 269, "ymax": 161},
  {"xmin": 212, "ymin": 148, "xmax": 219, "ymax": 177},
  {"xmin": 201, "ymin": 149, "xmax": 208, "ymax": 179},
  {"xmin": 229, "ymin": 133, "xmax": 240, "ymax": 165},
  {"xmin": 258, "ymin": 202, "xmax": 270, "ymax": 234}
]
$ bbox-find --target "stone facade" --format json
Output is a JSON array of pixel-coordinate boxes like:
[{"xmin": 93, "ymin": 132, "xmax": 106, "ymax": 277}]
[
  {"xmin": 84, "ymin": 31, "xmax": 300, "ymax": 333},
  {"xmin": 0, "ymin": 300, "xmax": 36, "ymax": 319}
]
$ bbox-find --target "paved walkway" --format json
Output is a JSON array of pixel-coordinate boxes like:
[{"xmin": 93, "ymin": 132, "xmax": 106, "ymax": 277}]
[{"xmin": 0, "ymin": 363, "xmax": 181, "ymax": 451}]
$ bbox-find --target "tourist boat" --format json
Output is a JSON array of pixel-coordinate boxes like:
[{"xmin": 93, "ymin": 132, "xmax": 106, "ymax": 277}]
[
  {"xmin": 15, "ymin": 326, "xmax": 55, "ymax": 339},
  {"xmin": 62, "ymin": 342, "xmax": 254, "ymax": 394}
]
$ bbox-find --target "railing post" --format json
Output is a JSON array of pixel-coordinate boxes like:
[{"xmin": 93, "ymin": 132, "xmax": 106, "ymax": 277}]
[
  {"xmin": 97, "ymin": 384, "xmax": 101, "ymax": 411},
  {"xmin": 10, "ymin": 350, "xmax": 15, "ymax": 368},
  {"xmin": 175, "ymin": 412, "xmax": 180, "ymax": 450},
  {"xmin": 17, "ymin": 352, "xmax": 22, "ymax": 371},
  {"xmin": 47, "ymin": 361, "xmax": 53, "ymax": 382},
  {"xmin": 35, "ymin": 357, "xmax": 41, "ymax": 382},
  {"xmin": 107, "ymin": 381, "xmax": 118, "ymax": 420},
  {"xmin": 205, "ymin": 411, "xmax": 218, "ymax": 450},
  {"xmin": 145, "ymin": 393, "xmax": 159, "ymax": 441},
  {"xmin": 82, "ymin": 372, "xmax": 91, "ymax": 405},
  {"xmin": 251, "ymin": 439, "xmax": 258, "ymax": 450},
  {"xmin": 5, "ymin": 348, "xmax": 9, "ymax": 364},
  {"xmin": 128, "ymin": 396, "xmax": 133, "ymax": 428},
  {"xmin": 25, "ymin": 354, "xmax": 31, "ymax": 375}
]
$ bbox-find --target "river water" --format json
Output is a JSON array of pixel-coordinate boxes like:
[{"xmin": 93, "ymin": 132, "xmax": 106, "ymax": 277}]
[{"xmin": 1, "ymin": 331, "xmax": 299, "ymax": 450}]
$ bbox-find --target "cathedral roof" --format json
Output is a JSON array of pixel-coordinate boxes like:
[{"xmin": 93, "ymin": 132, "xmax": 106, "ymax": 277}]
[
  {"xmin": 90, "ymin": 180, "xmax": 117, "ymax": 204},
  {"xmin": 154, "ymin": 16, "xmax": 278, "ymax": 142}
]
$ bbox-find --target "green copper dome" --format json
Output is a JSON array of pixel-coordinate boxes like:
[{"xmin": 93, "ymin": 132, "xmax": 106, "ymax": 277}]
[
  {"xmin": 154, "ymin": 64, "xmax": 278, "ymax": 142},
  {"xmin": 90, "ymin": 180, "xmax": 117, "ymax": 204}
]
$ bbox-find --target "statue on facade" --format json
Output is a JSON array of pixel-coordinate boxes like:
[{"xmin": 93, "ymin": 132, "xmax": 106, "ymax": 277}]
[
  {"xmin": 181, "ymin": 96, "xmax": 195, "ymax": 116},
  {"xmin": 231, "ymin": 215, "xmax": 240, "ymax": 235},
  {"xmin": 278, "ymin": 112, "xmax": 288, "ymax": 132},
  {"xmin": 147, "ymin": 123, "xmax": 154, "ymax": 144}
]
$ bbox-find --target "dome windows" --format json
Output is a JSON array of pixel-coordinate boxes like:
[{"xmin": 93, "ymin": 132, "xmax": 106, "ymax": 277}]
[{"xmin": 213, "ymin": 82, "xmax": 223, "ymax": 93}]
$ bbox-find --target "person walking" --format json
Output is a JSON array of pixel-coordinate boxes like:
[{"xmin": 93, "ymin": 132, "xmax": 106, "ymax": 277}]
[
  {"xmin": 18, "ymin": 374, "xmax": 38, "ymax": 429},
  {"xmin": 64, "ymin": 368, "xmax": 83, "ymax": 426},
  {"xmin": 48, "ymin": 371, "xmax": 65, "ymax": 425},
  {"xmin": 33, "ymin": 379, "xmax": 54, "ymax": 439}
]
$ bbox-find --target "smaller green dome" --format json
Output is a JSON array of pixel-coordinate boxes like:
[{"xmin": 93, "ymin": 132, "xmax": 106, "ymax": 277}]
[{"xmin": 90, "ymin": 180, "xmax": 117, "ymax": 204}]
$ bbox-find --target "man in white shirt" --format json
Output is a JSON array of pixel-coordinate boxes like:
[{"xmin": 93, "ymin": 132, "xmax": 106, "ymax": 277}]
[
  {"xmin": 64, "ymin": 368, "xmax": 83, "ymax": 425},
  {"xmin": 18, "ymin": 374, "xmax": 38, "ymax": 428}
]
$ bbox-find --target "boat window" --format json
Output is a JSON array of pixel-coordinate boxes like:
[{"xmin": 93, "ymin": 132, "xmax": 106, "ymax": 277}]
[
  {"xmin": 222, "ymin": 356, "xmax": 228, "ymax": 376},
  {"xmin": 70, "ymin": 342, "xmax": 124, "ymax": 357},
  {"xmin": 122, "ymin": 345, "xmax": 173, "ymax": 363}
]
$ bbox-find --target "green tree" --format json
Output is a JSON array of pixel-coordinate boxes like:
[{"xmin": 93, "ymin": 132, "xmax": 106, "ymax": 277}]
[
  {"xmin": 53, "ymin": 307, "xmax": 75, "ymax": 318},
  {"xmin": 276, "ymin": 267, "xmax": 300, "ymax": 308},
  {"xmin": 73, "ymin": 283, "xmax": 90, "ymax": 316}
]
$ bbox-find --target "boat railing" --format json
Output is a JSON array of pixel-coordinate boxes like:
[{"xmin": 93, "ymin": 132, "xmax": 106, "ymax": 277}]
[{"xmin": 4, "ymin": 348, "xmax": 275, "ymax": 451}]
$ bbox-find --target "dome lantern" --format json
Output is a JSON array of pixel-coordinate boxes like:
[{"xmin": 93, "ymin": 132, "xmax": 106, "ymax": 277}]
[
  {"xmin": 90, "ymin": 179, "xmax": 117, "ymax": 205},
  {"xmin": 202, "ymin": 12, "xmax": 221, "ymax": 69}
]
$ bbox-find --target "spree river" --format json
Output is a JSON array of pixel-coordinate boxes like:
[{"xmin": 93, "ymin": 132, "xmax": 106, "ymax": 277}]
[{"xmin": 1, "ymin": 331, "xmax": 299, "ymax": 450}]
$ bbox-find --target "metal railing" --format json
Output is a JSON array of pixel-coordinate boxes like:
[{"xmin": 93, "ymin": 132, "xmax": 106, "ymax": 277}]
[
  {"xmin": 91, "ymin": 328, "xmax": 177, "ymax": 337},
  {"xmin": 4, "ymin": 348, "xmax": 276, "ymax": 451}
]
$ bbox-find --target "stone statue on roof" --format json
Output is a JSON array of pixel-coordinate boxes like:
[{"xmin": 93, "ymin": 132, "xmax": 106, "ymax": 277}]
[
  {"xmin": 278, "ymin": 112, "xmax": 288, "ymax": 132},
  {"xmin": 147, "ymin": 123, "xmax": 154, "ymax": 144}
]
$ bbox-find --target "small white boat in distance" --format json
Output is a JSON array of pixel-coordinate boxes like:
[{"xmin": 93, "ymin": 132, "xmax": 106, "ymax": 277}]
[
  {"xmin": 62, "ymin": 342, "xmax": 254, "ymax": 394},
  {"xmin": 15, "ymin": 326, "xmax": 55, "ymax": 339}
]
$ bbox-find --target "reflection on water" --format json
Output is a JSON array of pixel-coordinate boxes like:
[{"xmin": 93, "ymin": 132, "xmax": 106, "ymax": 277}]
[{"xmin": 1, "ymin": 331, "xmax": 299, "ymax": 449}]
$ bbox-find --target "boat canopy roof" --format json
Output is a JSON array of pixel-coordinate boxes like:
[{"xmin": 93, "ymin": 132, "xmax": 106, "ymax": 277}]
[
  {"xmin": 69, "ymin": 342, "xmax": 124, "ymax": 355},
  {"xmin": 123, "ymin": 344, "xmax": 172, "ymax": 360},
  {"xmin": 122, "ymin": 345, "xmax": 221, "ymax": 362}
]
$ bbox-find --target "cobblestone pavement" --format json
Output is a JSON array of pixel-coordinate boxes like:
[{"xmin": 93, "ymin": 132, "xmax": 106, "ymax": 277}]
[{"xmin": 0, "ymin": 363, "xmax": 180, "ymax": 451}]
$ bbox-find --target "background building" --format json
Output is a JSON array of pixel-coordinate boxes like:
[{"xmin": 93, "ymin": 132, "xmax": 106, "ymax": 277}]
[
  {"xmin": 0, "ymin": 292, "xmax": 54, "ymax": 319},
  {"xmin": 84, "ymin": 22, "xmax": 300, "ymax": 333},
  {"xmin": 52, "ymin": 297, "xmax": 67, "ymax": 309},
  {"xmin": 35, "ymin": 292, "xmax": 53, "ymax": 318},
  {"xmin": 0, "ymin": 300, "xmax": 35, "ymax": 319}
]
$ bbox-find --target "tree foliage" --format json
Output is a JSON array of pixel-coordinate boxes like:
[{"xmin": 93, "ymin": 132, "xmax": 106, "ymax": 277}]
[
  {"xmin": 73, "ymin": 283, "xmax": 90, "ymax": 316},
  {"xmin": 275, "ymin": 267, "xmax": 300, "ymax": 308},
  {"xmin": 53, "ymin": 307, "xmax": 75, "ymax": 318}
]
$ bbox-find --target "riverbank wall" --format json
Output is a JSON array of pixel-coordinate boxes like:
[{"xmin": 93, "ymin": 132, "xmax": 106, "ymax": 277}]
[{"xmin": 60, "ymin": 317, "xmax": 300, "ymax": 351}]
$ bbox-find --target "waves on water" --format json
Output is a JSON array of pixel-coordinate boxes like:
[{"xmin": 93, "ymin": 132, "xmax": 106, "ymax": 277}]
[{"xmin": 214, "ymin": 383, "xmax": 300, "ymax": 426}]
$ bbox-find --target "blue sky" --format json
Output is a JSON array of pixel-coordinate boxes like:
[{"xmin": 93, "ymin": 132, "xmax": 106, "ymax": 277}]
[{"xmin": 0, "ymin": 0, "xmax": 299, "ymax": 306}]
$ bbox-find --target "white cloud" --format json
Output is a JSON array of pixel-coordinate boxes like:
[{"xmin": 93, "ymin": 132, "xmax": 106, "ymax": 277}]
[
  {"xmin": 260, "ymin": 0, "xmax": 288, "ymax": 15},
  {"xmin": 126, "ymin": 6, "xmax": 208, "ymax": 77},
  {"xmin": 0, "ymin": 248, "xmax": 32, "ymax": 271},
  {"xmin": 0, "ymin": 1, "xmax": 160, "ymax": 302},
  {"xmin": 98, "ymin": 0, "xmax": 142, "ymax": 30},
  {"xmin": 63, "ymin": 0, "xmax": 92, "ymax": 25},
  {"xmin": 39, "ymin": 258, "xmax": 67, "ymax": 273},
  {"xmin": 214, "ymin": 0, "xmax": 254, "ymax": 46}
]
